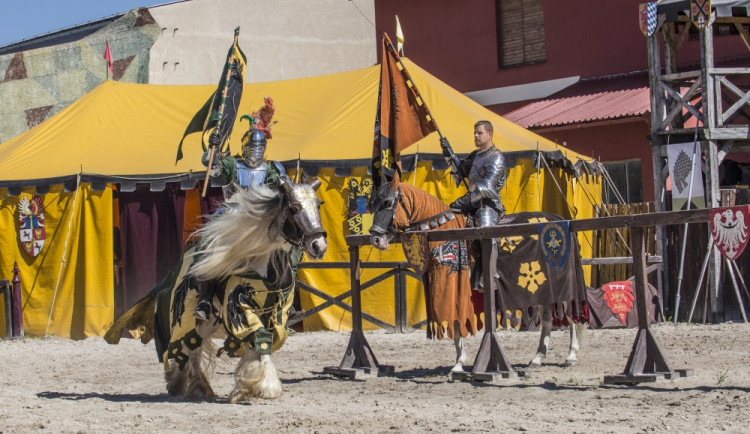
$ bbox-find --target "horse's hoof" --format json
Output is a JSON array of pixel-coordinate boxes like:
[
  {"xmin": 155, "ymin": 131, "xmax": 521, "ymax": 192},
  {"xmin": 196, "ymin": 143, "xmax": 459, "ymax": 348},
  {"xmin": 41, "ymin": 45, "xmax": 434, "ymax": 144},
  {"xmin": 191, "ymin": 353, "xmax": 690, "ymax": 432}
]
[
  {"xmin": 564, "ymin": 359, "xmax": 577, "ymax": 367},
  {"xmin": 528, "ymin": 360, "xmax": 542, "ymax": 368},
  {"xmin": 450, "ymin": 364, "xmax": 464, "ymax": 373}
]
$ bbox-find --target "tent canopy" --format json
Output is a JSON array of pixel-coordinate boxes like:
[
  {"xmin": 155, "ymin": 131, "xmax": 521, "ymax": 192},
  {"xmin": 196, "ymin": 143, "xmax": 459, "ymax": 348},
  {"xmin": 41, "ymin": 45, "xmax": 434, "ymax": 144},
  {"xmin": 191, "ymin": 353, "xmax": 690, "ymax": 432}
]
[{"xmin": 0, "ymin": 59, "xmax": 591, "ymax": 192}]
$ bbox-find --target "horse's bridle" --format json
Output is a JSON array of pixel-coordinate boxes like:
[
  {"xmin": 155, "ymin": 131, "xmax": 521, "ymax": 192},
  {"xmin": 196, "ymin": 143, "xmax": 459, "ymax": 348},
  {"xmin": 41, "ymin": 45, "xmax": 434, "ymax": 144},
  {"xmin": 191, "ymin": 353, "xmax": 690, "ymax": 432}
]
[
  {"xmin": 370, "ymin": 185, "xmax": 409, "ymax": 237},
  {"xmin": 277, "ymin": 178, "xmax": 327, "ymax": 248}
]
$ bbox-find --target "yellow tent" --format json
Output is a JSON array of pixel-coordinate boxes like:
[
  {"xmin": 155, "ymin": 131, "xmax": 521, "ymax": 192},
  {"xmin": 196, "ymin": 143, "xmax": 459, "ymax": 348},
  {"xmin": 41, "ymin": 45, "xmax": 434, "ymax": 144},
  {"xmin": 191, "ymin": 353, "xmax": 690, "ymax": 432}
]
[{"xmin": 0, "ymin": 59, "xmax": 601, "ymax": 338}]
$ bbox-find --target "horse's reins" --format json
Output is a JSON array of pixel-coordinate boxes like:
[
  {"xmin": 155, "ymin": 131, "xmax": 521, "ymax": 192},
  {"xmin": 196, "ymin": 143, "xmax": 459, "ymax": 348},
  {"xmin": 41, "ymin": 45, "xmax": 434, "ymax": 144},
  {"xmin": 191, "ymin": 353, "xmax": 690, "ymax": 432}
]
[
  {"xmin": 393, "ymin": 186, "xmax": 457, "ymax": 233},
  {"xmin": 407, "ymin": 210, "xmax": 456, "ymax": 232}
]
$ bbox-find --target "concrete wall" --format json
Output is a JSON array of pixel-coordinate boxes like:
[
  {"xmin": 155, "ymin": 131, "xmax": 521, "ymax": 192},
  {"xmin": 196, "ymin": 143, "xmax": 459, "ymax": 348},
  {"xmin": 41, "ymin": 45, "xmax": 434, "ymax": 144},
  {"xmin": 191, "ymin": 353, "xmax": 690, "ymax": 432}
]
[
  {"xmin": 148, "ymin": 0, "xmax": 377, "ymax": 85},
  {"xmin": 1, "ymin": 0, "xmax": 375, "ymax": 142}
]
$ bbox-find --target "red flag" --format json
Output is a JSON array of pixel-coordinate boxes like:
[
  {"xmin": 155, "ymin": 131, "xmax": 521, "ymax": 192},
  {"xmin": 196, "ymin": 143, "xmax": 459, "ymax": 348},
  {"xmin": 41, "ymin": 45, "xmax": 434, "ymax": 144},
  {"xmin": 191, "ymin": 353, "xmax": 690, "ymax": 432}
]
[
  {"xmin": 104, "ymin": 41, "xmax": 114, "ymax": 77},
  {"xmin": 372, "ymin": 33, "xmax": 437, "ymax": 187}
]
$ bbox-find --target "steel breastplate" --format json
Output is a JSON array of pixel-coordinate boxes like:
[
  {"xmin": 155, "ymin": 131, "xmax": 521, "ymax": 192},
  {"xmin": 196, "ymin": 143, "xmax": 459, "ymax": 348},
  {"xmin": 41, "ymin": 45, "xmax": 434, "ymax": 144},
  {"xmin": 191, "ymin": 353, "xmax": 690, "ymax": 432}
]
[
  {"xmin": 236, "ymin": 161, "xmax": 269, "ymax": 188},
  {"xmin": 468, "ymin": 147, "xmax": 504, "ymax": 192}
]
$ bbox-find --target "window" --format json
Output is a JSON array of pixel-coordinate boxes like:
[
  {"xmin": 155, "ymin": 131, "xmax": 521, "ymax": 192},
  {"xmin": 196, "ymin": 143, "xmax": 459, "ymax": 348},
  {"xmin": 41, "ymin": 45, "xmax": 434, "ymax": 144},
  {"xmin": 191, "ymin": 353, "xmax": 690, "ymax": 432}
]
[
  {"xmin": 602, "ymin": 159, "xmax": 643, "ymax": 204},
  {"xmin": 496, "ymin": 0, "xmax": 546, "ymax": 68}
]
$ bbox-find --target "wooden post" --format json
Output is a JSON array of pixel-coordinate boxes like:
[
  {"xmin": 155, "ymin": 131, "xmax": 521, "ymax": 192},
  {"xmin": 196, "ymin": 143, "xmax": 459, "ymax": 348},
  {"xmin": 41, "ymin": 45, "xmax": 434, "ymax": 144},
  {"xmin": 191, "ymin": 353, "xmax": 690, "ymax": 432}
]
[
  {"xmin": 648, "ymin": 22, "xmax": 670, "ymax": 315},
  {"xmin": 604, "ymin": 227, "xmax": 690, "ymax": 384},
  {"xmin": 453, "ymin": 238, "xmax": 517, "ymax": 381},
  {"xmin": 1, "ymin": 280, "xmax": 11, "ymax": 338},
  {"xmin": 394, "ymin": 263, "xmax": 408, "ymax": 333},
  {"xmin": 324, "ymin": 246, "xmax": 392, "ymax": 378},
  {"xmin": 700, "ymin": 22, "xmax": 724, "ymax": 322},
  {"xmin": 11, "ymin": 261, "xmax": 23, "ymax": 339}
]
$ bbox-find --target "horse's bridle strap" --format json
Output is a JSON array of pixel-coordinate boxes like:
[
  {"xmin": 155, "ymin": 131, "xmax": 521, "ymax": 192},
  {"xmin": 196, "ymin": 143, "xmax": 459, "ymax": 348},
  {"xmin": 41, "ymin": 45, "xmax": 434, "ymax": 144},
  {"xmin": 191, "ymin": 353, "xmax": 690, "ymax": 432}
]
[{"xmin": 408, "ymin": 210, "xmax": 456, "ymax": 232}]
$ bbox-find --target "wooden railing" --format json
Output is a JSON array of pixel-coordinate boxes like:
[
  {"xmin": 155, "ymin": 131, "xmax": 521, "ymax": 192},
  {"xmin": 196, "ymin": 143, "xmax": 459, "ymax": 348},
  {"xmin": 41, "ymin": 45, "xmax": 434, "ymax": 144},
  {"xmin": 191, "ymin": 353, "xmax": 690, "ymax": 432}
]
[
  {"xmin": 326, "ymin": 209, "xmax": 711, "ymax": 384},
  {"xmin": 292, "ymin": 261, "xmax": 423, "ymax": 333}
]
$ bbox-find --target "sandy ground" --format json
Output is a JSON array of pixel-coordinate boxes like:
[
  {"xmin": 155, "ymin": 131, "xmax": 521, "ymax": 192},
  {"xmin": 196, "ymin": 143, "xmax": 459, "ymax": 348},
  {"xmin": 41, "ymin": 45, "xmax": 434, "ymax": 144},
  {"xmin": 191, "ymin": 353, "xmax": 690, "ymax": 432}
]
[{"xmin": 1, "ymin": 322, "xmax": 749, "ymax": 433}]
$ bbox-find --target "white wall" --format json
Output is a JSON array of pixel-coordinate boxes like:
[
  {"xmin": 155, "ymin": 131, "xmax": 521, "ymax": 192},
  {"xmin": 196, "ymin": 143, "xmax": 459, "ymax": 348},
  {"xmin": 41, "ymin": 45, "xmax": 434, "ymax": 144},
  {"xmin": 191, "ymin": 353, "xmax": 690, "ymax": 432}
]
[{"xmin": 148, "ymin": 0, "xmax": 376, "ymax": 85}]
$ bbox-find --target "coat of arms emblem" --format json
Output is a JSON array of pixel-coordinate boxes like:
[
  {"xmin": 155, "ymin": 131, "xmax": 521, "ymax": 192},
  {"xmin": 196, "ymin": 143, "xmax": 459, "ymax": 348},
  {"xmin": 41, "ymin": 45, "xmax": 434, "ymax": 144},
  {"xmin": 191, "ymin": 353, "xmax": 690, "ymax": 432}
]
[
  {"xmin": 18, "ymin": 195, "xmax": 46, "ymax": 257},
  {"xmin": 638, "ymin": 2, "xmax": 657, "ymax": 37},
  {"xmin": 537, "ymin": 221, "xmax": 571, "ymax": 270},
  {"xmin": 710, "ymin": 206, "xmax": 750, "ymax": 260},
  {"xmin": 346, "ymin": 177, "xmax": 374, "ymax": 235},
  {"xmin": 601, "ymin": 281, "xmax": 635, "ymax": 325}
]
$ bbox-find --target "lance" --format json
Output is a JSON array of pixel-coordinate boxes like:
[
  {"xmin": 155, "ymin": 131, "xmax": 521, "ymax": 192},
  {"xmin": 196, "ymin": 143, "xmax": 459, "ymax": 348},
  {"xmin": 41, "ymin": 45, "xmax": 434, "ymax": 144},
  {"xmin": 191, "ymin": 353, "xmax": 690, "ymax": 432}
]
[{"xmin": 202, "ymin": 27, "xmax": 240, "ymax": 197}]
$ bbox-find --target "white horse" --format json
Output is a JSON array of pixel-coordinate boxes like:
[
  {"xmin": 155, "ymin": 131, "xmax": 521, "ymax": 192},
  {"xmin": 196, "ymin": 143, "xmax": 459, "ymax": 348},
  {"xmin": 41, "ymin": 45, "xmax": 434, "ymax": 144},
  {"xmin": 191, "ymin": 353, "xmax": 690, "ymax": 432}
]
[
  {"xmin": 106, "ymin": 175, "xmax": 327, "ymax": 402},
  {"xmin": 368, "ymin": 181, "xmax": 587, "ymax": 373}
]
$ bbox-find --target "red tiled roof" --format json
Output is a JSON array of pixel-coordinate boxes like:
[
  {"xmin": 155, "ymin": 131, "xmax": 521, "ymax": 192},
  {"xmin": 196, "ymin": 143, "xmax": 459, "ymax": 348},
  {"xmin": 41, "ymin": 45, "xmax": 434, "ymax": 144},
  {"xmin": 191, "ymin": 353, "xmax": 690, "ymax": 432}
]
[{"xmin": 503, "ymin": 71, "xmax": 651, "ymax": 129}]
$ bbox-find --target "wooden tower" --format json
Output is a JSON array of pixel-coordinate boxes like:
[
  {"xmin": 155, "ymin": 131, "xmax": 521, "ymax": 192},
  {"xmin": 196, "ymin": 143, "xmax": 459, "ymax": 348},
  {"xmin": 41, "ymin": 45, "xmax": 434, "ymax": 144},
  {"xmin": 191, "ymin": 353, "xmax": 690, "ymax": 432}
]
[{"xmin": 647, "ymin": 0, "xmax": 750, "ymax": 321}]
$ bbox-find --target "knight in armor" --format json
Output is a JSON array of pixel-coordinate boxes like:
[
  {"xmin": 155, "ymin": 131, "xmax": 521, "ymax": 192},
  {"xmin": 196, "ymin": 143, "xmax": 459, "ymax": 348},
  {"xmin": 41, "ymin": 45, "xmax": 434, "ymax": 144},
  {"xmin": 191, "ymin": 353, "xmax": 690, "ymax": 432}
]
[
  {"xmin": 444, "ymin": 120, "xmax": 507, "ymax": 227},
  {"xmin": 441, "ymin": 120, "xmax": 506, "ymax": 289},
  {"xmin": 194, "ymin": 100, "xmax": 290, "ymax": 320}
]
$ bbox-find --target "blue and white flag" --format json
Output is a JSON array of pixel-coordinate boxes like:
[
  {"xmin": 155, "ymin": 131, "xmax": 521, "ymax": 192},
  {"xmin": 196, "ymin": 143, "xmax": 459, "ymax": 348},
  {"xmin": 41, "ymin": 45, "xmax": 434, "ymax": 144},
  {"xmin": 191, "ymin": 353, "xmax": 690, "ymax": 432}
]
[{"xmin": 639, "ymin": 2, "xmax": 657, "ymax": 37}]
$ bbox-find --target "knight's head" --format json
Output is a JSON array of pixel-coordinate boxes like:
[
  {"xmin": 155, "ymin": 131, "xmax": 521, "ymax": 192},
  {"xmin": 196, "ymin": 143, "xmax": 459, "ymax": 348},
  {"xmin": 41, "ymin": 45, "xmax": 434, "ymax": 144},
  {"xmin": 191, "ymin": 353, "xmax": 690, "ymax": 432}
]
[{"xmin": 242, "ymin": 129, "xmax": 267, "ymax": 168}]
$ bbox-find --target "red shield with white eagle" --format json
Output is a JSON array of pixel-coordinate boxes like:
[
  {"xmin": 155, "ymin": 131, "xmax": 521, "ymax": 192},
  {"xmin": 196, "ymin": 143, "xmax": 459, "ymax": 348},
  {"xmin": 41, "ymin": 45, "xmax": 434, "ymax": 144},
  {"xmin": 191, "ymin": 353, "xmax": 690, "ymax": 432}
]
[
  {"xmin": 601, "ymin": 281, "xmax": 635, "ymax": 325},
  {"xmin": 710, "ymin": 206, "xmax": 750, "ymax": 260},
  {"xmin": 18, "ymin": 195, "xmax": 46, "ymax": 257}
]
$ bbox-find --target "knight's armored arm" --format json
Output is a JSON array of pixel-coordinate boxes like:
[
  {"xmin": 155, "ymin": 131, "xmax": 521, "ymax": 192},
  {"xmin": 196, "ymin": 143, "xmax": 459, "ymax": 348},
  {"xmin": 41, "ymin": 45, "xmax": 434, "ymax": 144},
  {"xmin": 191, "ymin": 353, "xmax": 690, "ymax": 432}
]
[
  {"xmin": 440, "ymin": 137, "xmax": 461, "ymax": 171},
  {"xmin": 201, "ymin": 150, "xmax": 237, "ymax": 185},
  {"xmin": 440, "ymin": 137, "xmax": 470, "ymax": 186}
]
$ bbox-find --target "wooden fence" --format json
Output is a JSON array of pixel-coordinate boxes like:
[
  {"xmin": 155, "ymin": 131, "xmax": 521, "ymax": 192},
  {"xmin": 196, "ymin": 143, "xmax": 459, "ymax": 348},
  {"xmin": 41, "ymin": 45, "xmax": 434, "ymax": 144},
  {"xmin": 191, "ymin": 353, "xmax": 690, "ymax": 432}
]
[{"xmin": 589, "ymin": 190, "xmax": 750, "ymax": 323}]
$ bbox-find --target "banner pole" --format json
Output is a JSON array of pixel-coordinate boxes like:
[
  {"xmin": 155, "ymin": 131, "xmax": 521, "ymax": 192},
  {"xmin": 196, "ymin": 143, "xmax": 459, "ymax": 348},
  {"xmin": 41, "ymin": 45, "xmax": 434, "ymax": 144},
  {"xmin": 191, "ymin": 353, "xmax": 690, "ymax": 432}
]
[
  {"xmin": 673, "ymin": 126, "xmax": 700, "ymax": 323},
  {"xmin": 202, "ymin": 30, "xmax": 239, "ymax": 197}
]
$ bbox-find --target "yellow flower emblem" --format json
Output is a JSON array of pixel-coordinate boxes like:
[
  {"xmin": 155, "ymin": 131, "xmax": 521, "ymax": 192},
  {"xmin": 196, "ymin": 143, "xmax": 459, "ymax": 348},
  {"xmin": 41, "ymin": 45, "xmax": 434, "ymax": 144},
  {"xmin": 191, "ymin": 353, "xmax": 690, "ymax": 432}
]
[{"xmin": 518, "ymin": 261, "xmax": 546, "ymax": 294}]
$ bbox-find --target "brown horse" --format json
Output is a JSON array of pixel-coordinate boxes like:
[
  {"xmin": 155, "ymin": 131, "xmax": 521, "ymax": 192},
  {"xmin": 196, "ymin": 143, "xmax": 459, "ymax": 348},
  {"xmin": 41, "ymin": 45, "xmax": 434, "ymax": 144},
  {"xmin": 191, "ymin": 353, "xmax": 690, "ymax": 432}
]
[{"xmin": 369, "ymin": 181, "xmax": 588, "ymax": 371}]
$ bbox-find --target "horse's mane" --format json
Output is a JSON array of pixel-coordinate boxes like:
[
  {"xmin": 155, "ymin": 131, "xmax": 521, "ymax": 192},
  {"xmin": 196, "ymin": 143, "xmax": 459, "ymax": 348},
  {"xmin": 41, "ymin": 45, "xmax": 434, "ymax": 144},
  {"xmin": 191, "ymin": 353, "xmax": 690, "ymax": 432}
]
[{"xmin": 187, "ymin": 183, "xmax": 291, "ymax": 281}]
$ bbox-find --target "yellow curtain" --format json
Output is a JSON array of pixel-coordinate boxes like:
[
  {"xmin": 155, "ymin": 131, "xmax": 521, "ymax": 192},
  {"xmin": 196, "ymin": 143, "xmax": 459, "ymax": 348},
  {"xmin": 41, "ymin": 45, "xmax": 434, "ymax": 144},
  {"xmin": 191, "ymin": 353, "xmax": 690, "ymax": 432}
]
[{"xmin": 0, "ymin": 183, "xmax": 113, "ymax": 339}]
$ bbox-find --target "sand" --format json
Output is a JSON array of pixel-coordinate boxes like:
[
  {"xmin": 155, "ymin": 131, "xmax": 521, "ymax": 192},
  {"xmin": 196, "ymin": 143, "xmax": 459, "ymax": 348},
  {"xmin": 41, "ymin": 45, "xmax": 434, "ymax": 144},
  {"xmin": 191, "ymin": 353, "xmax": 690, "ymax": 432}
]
[{"xmin": 1, "ymin": 322, "xmax": 748, "ymax": 433}]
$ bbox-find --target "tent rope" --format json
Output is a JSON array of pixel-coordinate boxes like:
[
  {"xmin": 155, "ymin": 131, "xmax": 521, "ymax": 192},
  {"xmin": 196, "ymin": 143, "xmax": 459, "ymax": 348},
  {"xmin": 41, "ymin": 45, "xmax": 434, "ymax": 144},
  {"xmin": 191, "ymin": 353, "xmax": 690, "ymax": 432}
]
[
  {"xmin": 595, "ymin": 165, "xmax": 633, "ymax": 255},
  {"xmin": 45, "ymin": 172, "xmax": 82, "ymax": 337},
  {"xmin": 580, "ymin": 163, "xmax": 633, "ymax": 255},
  {"xmin": 599, "ymin": 166, "xmax": 628, "ymax": 205},
  {"xmin": 83, "ymin": 171, "xmax": 196, "ymax": 182},
  {"xmin": 539, "ymin": 155, "xmax": 596, "ymax": 251},
  {"xmin": 536, "ymin": 147, "xmax": 541, "ymax": 212},
  {"xmin": 571, "ymin": 164, "xmax": 632, "ymax": 254}
]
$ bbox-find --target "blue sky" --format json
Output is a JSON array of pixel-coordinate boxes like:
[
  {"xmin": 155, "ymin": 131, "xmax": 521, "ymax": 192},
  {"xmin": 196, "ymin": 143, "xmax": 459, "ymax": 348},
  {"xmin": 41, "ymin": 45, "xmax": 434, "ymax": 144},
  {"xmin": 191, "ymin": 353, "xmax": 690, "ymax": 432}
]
[{"xmin": 0, "ymin": 0, "xmax": 169, "ymax": 46}]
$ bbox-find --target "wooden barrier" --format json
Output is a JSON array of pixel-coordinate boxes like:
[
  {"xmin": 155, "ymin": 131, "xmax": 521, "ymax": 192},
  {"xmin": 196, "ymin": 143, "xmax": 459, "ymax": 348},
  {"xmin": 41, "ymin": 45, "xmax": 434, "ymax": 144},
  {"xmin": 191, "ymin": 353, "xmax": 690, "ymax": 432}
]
[
  {"xmin": 11, "ymin": 262, "xmax": 23, "ymax": 339},
  {"xmin": 327, "ymin": 208, "xmax": 710, "ymax": 384},
  {"xmin": 0, "ymin": 280, "xmax": 11, "ymax": 338},
  {"xmin": 1, "ymin": 262, "xmax": 23, "ymax": 339}
]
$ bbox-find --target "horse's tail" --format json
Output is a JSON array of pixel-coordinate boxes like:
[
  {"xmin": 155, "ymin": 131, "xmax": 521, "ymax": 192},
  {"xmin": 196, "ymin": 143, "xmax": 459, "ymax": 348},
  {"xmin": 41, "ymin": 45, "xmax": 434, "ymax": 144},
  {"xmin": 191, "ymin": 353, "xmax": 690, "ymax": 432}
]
[
  {"xmin": 105, "ymin": 245, "xmax": 191, "ymax": 364},
  {"xmin": 103, "ymin": 293, "xmax": 157, "ymax": 345}
]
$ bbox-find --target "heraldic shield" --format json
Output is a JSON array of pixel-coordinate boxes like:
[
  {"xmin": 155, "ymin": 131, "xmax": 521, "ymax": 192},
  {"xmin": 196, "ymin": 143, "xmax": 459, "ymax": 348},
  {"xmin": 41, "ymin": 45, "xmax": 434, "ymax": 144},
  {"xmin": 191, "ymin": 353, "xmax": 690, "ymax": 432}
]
[
  {"xmin": 710, "ymin": 205, "xmax": 750, "ymax": 260},
  {"xmin": 638, "ymin": 2, "xmax": 657, "ymax": 37},
  {"xmin": 18, "ymin": 195, "xmax": 46, "ymax": 257},
  {"xmin": 537, "ymin": 221, "xmax": 572, "ymax": 270},
  {"xmin": 691, "ymin": 0, "xmax": 712, "ymax": 29},
  {"xmin": 400, "ymin": 232, "xmax": 429, "ymax": 275}
]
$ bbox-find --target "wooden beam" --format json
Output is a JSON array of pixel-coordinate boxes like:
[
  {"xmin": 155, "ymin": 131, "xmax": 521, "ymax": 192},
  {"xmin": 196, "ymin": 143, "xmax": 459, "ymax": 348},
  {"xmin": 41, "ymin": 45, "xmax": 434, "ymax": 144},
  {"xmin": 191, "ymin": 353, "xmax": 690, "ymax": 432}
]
[
  {"xmin": 705, "ymin": 126, "xmax": 750, "ymax": 140},
  {"xmin": 710, "ymin": 67, "xmax": 750, "ymax": 75},
  {"xmin": 718, "ymin": 76, "xmax": 750, "ymax": 124},
  {"xmin": 660, "ymin": 79, "xmax": 704, "ymax": 127},
  {"xmin": 660, "ymin": 70, "xmax": 701, "ymax": 82}
]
